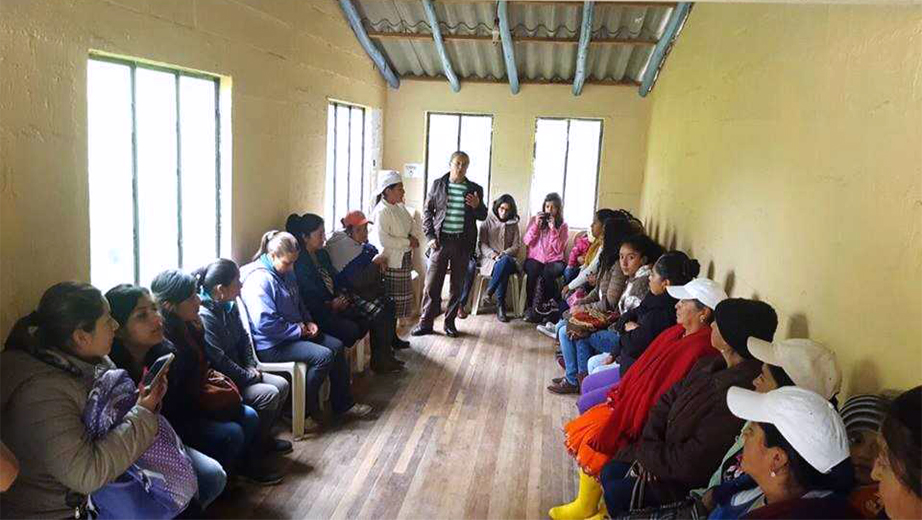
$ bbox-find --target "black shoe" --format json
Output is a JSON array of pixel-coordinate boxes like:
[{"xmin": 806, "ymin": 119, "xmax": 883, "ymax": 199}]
[
  {"xmin": 411, "ymin": 325, "xmax": 434, "ymax": 336},
  {"xmin": 238, "ymin": 468, "xmax": 284, "ymax": 486},
  {"xmin": 497, "ymin": 303, "xmax": 509, "ymax": 323},
  {"xmin": 389, "ymin": 355, "xmax": 406, "ymax": 366},
  {"xmin": 393, "ymin": 336, "xmax": 411, "ymax": 350},
  {"xmin": 268, "ymin": 438, "xmax": 293, "ymax": 455},
  {"xmin": 371, "ymin": 358, "xmax": 404, "ymax": 374},
  {"xmin": 444, "ymin": 321, "xmax": 459, "ymax": 338}
]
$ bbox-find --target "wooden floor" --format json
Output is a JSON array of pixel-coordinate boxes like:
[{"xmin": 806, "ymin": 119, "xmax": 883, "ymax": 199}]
[{"xmin": 208, "ymin": 313, "xmax": 580, "ymax": 519}]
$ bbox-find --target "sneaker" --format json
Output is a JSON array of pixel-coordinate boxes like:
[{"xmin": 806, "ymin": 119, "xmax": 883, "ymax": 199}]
[
  {"xmin": 343, "ymin": 403, "xmax": 374, "ymax": 419},
  {"xmin": 536, "ymin": 323, "xmax": 557, "ymax": 339}
]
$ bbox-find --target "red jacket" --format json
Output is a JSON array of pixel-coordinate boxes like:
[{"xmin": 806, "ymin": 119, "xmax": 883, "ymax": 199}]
[{"xmin": 588, "ymin": 324, "xmax": 718, "ymax": 455}]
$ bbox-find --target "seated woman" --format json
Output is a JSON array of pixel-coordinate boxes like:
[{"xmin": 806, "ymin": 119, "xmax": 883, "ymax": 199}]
[
  {"xmin": 840, "ymin": 394, "xmax": 889, "ymax": 518},
  {"xmin": 872, "ymin": 386, "xmax": 921, "ymax": 520},
  {"xmin": 240, "ymin": 231, "xmax": 372, "ymax": 429},
  {"xmin": 150, "ymin": 270, "xmax": 282, "ymax": 486},
  {"xmin": 599, "ymin": 298, "xmax": 778, "ymax": 517},
  {"xmin": 522, "ymin": 192, "xmax": 569, "ymax": 318},
  {"xmin": 106, "ymin": 284, "xmax": 229, "ymax": 508},
  {"xmin": 712, "ymin": 386, "xmax": 859, "ymax": 519},
  {"xmin": 287, "ymin": 213, "xmax": 403, "ymax": 374},
  {"xmin": 548, "ymin": 232, "xmax": 659, "ymax": 394},
  {"xmin": 696, "ymin": 337, "xmax": 844, "ymax": 514},
  {"xmin": 0, "ymin": 282, "xmax": 166, "ymax": 518},
  {"xmin": 555, "ymin": 209, "xmax": 622, "ymax": 312},
  {"xmin": 473, "ymin": 194, "xmax": 523, "ymax": 323},
  {"xmin": 548, "ymin": 277, "xmax": 728, "ymax": 520},
  {"xmin": 195, "ymin": 259, "xmax": 293, "ymax": 454},
  {"xmin": 577, "ymin": 251, "xmax": 699, "ymax": 411},
  {"xmin": 370, "ymin": 171, "xmax": 421, "ymax": 330}
]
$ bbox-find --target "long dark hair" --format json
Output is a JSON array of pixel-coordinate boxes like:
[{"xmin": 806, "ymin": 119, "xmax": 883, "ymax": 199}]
[
  {"xmin": 105, "ymin": 284, "xmax": 153, "ymax": 381},
  {"xmin": 192, "ymin": 259, "xmax": 240, "ymax": 296},
  {"xmin": 653, "ymin": 251, "xmax": 700, "ymax": 286},
  {"xmin": 619, "ymin": 234, "xmax": 665, "ymax": 268},
  {"xmin": 761, "ymin": 422, "xmax": 854, "ymax": 495},
  {"xmin": 881, "ymin": 386, "xmax": 922, "ymax": 498},
  {"xmin": 542, "ymin": 192, "xmax": 564, "ymax": 228},
  {"xmin": 285, "ymin": 213, "xmax": 325, "ymax": 251},
  {"xmin": 599, "ymin": 216, "xmax": 644, "ymax": 272},
  {"xmin": 492, "ymin": 194, "xmax": 518, "ymax": 221}
]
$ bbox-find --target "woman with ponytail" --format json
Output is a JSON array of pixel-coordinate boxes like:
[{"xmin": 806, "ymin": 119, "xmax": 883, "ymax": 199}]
[
  {"xmin": 239, "ymin": 231, "xmax": 373, "ymax": 431},
  {"xmin": 0, "ymin": 282, "xmax": 166, "ymax": 518},
  {"xmin": 194, "ymin": 259, "xmax": 293, "ymax": 455}
]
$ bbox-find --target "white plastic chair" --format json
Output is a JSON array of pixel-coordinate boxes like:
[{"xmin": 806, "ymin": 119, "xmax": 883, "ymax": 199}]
[
  {"xmin": 469, "ymin": 272, "xmax": 525, "ymax": 317},
  {"xmin": 236, "ymin": 297, "xmax": 315, "ymax": 440}
]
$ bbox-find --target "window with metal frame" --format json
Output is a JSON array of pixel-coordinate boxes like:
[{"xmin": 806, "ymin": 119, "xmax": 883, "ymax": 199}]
[
  {"xmin": 424, "ymin": 112, "xmax": 493, "ymax": 202},
  {"xmin": 325, "ymin": 101, "xmax": 368, "ymax": 232},
  {"xmin": 87, "ymin": 56, "xmax": 225, "ymax": 292},
  {"xmin": 530, "ymin": 117, "xmax": 603, "ymax": 229}
]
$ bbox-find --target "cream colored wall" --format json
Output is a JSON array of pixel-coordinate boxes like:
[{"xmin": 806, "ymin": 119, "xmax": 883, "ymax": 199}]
[
  {"xmin": 0, "ymin": 0, "xmax": 385, "ymax": 337},
  {"xmin": 640, "ymin": 4, "xmax": 922, "ymax": 395},
  {"xmin": 383, "ymin": 80, "xmax": 652, "ymax": 222}
]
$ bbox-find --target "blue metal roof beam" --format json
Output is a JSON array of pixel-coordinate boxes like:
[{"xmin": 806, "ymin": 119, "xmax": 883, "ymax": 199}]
[
  {"xmin": 496, "ymin": 1, "xmax": 519, "ymax": 95},
  {"xmin": 422, "ymin": 0, "xmax": 461, "ymax": 92},
  {"xmin": 338, "ymin": 0, "xmax": 400, "ymax": 89},
  {"xmin": 572, "ymin": 1, "xmax": 594, "ymax": 96},
  {"xmin": 639, "ymin": 2, "xmax": 692, "ymax": 97}
]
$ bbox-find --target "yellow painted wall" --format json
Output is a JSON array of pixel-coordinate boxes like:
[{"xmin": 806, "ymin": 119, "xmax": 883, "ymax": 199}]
[
  {"xmin": 640, "ymin": 4, "xmax": 922, "ymax": 394},
  {"xmin": 383, "ymin": 80, "xmax": 652, "ymax": 221},
  {"xmin": 0, "ymin": 0, "xmax": 385, "ymax": 337}
]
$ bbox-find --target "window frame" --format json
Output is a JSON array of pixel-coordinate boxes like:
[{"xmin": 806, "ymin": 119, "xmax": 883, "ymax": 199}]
[
  {"xmin": 531, "ymin": 116, "xmax": 604, "ymax": 228},
  {"xmin": 326, "ymin": 100, "xmax": 368, "ymax": 226},
  {"xmin": 423, "ymin": 111, "xmax": 494, "ymax": 201},
  {"xmin": 88, "ymin": 54, "xmax": 223, "ymax": 285}
]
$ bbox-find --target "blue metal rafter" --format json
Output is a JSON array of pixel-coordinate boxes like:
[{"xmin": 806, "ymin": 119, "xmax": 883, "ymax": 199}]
[
  {"xmin": 338, "ymin": 0, "xmax": 400, "ymax": 89},
  {"xmin": 496, "ymin": 1, "xmax": 519, "ymax": 95},
  {"xmin": 639, "ymin": 2, "xmax": 692, "ymax": 97},
  {"xmin": 422, "ymin": 0, "xmax": 461, "ymax": 92},
  {"xmin": 572, "ymin": 1, "xmax": 594, "ymax": 96}
]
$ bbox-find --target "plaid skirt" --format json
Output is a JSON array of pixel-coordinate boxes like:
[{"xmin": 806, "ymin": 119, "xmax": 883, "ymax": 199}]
[{"xmin": 385, "ymin": 251, "xmax": 413, "ymax": 318}]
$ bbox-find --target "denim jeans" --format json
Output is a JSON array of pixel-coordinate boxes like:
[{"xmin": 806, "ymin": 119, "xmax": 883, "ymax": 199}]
[
  {"xmin": 563, "ymin": 265, "xmax": 581, "ymax": 285},
  {"xmin": 488, "ymin": 254, "xmax": 518, "ymax": 303},
  {"xmin": 587, "ymin": 353, "xmax": 619, "ymax": 375},
  {"xmin": 185, "ymin": 446, "xmax": 226, "ymax": 509},
  {"xmin": 458, "ymin": 257, "xmax": 478, "ymax": 309},
  {"xmin": 600, "ymin": 460, "xmax": 637, "ymax": 517},
  {"xmin": 180, "ymin": 405, "xmax": 259, "ymax": 471},
  {"xmin": 258, "ymin": 333, "xmax": 354, "ymax": 417},
  {"xmin": 558, "ymin": 327, "xmax": 619, "ymax": 385}
]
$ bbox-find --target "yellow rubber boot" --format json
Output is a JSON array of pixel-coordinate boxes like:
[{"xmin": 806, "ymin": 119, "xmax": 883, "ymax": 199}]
[
  {"xmin": 585, "ymin": 497, "xmax": 608, "ymax": 520},
  {"xmin": 548, "ymin": 470, "xmax": 603, "ymax": 520}
]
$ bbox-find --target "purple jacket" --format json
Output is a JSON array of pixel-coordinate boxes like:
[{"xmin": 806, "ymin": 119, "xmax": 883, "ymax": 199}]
[{"xmin": 240, "ymin": 257, "xmax": 312, "ymax": 351}]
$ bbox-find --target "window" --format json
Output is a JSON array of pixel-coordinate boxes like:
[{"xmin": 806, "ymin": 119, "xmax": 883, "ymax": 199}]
[
  {"xmin": 325, "ymin": 102, "xmax": 368, "ymax": 232},
  {"xmin": 530, "ymin": 118, "xmax": 603, "ymax": 229},
  {"xmin": 425, "ymin": 113, "xmax": 493, "ymax": 201},
  {"xmin": 87, "ymin": 56, "xmax": 226, "ymax": 291}
]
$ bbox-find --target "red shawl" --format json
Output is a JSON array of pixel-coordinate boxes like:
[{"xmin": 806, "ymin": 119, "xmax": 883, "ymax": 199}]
[{"xmin": 588, "ymin": 324, "xmax": 717, "ymax": 455}]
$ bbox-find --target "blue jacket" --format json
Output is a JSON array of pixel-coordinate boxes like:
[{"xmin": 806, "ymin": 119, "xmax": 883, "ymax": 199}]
[
  {"xmin": 240, "ymin": 256, "xmax": 312, "ymax": 351},
  {"xmin": 199, "ymin": 297, "xmax": 260, "ymax": 388}
]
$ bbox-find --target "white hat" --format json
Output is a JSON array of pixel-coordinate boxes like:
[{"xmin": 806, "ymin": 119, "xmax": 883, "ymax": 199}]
[
  {"xmin": 727, "ymin": 386, "xmax": 849, "ymax": 474},
  {"xmin": 377, "ymin": 170, "xmax": 402, "ymax": 196},
  {"xmin": 747, "ymin": 337, "xmax": 842, "ymax": 400},
  {"xmin": 666, "ymin": 278, "xmax": 728, "ymax": 310}
]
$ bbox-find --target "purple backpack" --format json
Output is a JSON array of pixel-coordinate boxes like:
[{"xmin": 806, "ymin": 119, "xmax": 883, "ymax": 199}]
[{"xmin": 82, "ymin": 369, "xmax": 197, "ymax": 519}]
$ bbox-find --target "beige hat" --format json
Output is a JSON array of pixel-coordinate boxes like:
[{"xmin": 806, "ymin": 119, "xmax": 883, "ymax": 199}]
[
  {"xmin": 727, "ymin": 386, "xmax": 849, "ymax": 474},
  {"xmin": 665, "ymin": 277, "xmax": 728, "ymax": 310},
  {"xmin": 748, "ymin": 337, "xmax": 842, "ymax": 400},
  {"xmin": 377, "ymin": 170, "xmax": 402, "ymax": 196}
]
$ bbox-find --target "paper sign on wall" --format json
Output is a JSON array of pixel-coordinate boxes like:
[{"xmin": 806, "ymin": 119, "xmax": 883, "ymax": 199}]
[{"xmin": 404, "ymin": 163, "xmax": 422, "ymax": 178}]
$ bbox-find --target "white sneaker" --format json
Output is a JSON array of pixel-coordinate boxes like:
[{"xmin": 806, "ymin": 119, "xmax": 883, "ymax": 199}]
[
  {"xmin": 344, "ymin": 403, "xmax": 374, "ymax": 419},
  {"xmin": 536, "ymin": 323, "xmax": 557, "ymax": 339}
]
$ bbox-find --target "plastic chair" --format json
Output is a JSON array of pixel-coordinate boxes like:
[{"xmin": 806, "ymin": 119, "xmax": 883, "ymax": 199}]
[
  {"xmin": 235, "ymin": 297, "xmax": 313, "ymax": 440},
  {"xmin": 469, "ymin": 272, "xmax": 524, "ymax": 317}
]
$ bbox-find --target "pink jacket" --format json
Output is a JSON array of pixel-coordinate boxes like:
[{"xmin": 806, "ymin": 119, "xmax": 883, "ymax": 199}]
[
  {"xmin": 523, "ymin": 216, "xmax": 569, "ymax": 264},
  {"xmin": 567, "ymin": 233, "xmax": 591, "ymax": 267}
]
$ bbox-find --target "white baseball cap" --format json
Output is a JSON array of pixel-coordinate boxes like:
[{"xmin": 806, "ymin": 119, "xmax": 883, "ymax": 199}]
[
  {"xmin": 727, "ymin": 386, "xmax": 849, "ymax": 474},
  {"xmin": 377, "ymin": 170, "xmax": 402, "ymax": 196},
  {"xmin": 666, "ymin": 278, "xmax": 728, "ymax": 310},
  {"xmin": 747, "ymin": 337, "xmax": 842, "ymax": 400}
]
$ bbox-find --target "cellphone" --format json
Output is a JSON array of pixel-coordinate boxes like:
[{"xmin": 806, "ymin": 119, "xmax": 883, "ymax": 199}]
[{"xmin": 143, "ymin": 353, "xmax": 175, "ymax": 386}]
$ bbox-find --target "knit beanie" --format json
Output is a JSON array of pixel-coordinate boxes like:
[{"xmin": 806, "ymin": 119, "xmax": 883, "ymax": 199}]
[
  {"xmin": 105, "ymin": 284, "xmax": 150, "ymax": 327},
  {"xmin": 150, "ymin": 269, "xmax": 197, "ymax": 305},
  {"xmin": 714, "ymin": 298, "xmax": 778, "ymax": 359},
  {"xmin": 841, "ymin": 394, "xmax": 889, "ymax": 434}
]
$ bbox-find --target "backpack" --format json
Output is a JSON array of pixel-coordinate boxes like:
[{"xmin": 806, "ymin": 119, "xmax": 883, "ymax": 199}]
[{"xmin": 82, "ymin": 369, "xmax": 197, "ymax": 519}]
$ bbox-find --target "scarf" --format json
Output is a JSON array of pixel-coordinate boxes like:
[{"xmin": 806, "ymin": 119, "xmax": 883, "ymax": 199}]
[
  {"xmin": 583, "ymin": 236, "xmax": 603, "ymax": 268},
  {"xmin": 310, "ymin": 251, "xmax": 335, "ymax": 295},
  {"xmin": 589, "ymin": 324, "xmax": 719, "ymax": 455}
]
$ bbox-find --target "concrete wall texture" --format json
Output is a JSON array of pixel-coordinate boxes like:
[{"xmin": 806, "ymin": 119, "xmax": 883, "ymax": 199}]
[{"xmin": 1, "ymin": 1, "xmax": 920, "ymax": 393}]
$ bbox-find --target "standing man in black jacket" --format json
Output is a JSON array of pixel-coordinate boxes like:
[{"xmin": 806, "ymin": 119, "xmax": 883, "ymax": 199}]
[{"xmin": 412, "ymin": 151, "xmax": 487, "ymax": 338}]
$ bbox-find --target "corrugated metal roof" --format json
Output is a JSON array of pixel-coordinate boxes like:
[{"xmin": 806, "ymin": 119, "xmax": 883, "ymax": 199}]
[{"xmin": 353, "ymin": 1, "xmax": 674, "ymax": 85}]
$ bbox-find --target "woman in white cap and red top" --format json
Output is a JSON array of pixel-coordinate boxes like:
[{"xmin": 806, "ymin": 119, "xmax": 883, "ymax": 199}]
[
  {"xmin": 371, "ymin": 170, "xmax": 423, "ymax": 329},
  {"xmin": 548, "ymin": 277, "xmax": 729, "ymax": 520},
  {"xmin": 710, "ymin": 386, "xmax": 860, "ymax": 519}
]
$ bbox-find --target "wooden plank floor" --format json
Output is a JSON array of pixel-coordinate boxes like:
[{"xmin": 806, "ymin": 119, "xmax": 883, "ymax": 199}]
[{"xmin": 208, "ymin": 314, "xmax": 580, "ymax": 519}]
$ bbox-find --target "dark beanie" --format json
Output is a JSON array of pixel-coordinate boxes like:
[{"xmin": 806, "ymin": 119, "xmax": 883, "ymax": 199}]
[
  {"xmin": 714, "ymin": 298, "xmax": 778, "ymax": 359},
  {"xmin": 105, "ymin": 284, "xmax": 150, "ymax": 327},
  {"xmin": 150, "ymin": 269, "xmax": 197, "ymax": 304}
]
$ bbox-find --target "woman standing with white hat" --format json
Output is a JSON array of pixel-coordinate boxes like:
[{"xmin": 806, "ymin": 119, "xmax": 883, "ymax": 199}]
[{"xmin": 371, "ymin": 171, "xmax": 423, "ymax": 336}]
